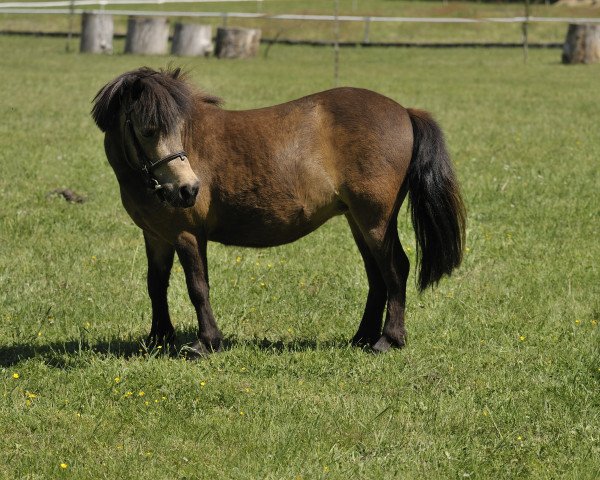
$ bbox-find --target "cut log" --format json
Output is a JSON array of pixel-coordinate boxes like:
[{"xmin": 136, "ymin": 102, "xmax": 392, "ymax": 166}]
[
  {"xmin": 80, "ymin": 12, "xmax": 113, "ymax": 54},
  {"xmin": 562, "ymin": 23, "xmax": 600, "ymax": 64},
  {"xmin": 215, "ymin": 27, "xmax": 261, "ymax": 59},
  {"xmin": 171, "ymin": 23, "xmax": 213, "ymax": 57},
  {"xmin": 125, "ymin": 16, "xmax": 169, "ymax": 55}
]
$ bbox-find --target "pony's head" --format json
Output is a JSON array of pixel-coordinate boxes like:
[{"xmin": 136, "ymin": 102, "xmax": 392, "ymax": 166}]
[{"xmin": 92, "ymin": 67, "xmax": 200, "ymax": 208}]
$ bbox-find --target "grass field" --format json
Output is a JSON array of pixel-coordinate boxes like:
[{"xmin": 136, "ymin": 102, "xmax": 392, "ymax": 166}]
[{"xmin": 1, "ymin": 33, "xmax": 599, "ymax": 478}]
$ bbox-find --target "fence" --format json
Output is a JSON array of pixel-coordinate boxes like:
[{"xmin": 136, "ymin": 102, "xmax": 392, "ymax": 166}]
[{"xmin": 1, "ymin": 0, "xmax": 600, "ymax": 49}]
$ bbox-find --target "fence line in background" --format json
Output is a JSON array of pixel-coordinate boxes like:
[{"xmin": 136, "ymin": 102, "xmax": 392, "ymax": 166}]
[
  {"xmin": 2, "ymin": 6, "xmax": 599, "ymax": 62},
  {"xmin": 1, "ymin": 5, "xmax": 599, "ymax": 24}
]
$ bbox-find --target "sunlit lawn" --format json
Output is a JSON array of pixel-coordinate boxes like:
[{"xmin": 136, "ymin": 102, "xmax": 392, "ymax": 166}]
[{"xmin": 0, "ymin": 34, "xmax": 598, "ymax": 478}]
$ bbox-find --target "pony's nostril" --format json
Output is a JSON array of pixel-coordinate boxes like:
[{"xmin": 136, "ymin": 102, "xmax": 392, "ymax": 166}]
[
  {"xmin": 190, "ymin": 182, "xmax": 199, "ymax": 199},
  {"xmin": 179, "ymin": 183, "xmax": 199, "ymax": 204}
]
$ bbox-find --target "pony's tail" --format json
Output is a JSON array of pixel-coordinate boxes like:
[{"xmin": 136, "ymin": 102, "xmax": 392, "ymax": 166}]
[{"xmin": 406, "ymin": 108, "xmax": 466, "ymax": 292}]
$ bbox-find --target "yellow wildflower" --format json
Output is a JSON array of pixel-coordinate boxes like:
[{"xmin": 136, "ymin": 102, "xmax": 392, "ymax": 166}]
[
  {"xmin": 60, "ymin": 463, "xmax": 68, "ymax": 469},
  {"xmin": 12, "ymin": 373, "xmax": 19, "ymax": 379}
]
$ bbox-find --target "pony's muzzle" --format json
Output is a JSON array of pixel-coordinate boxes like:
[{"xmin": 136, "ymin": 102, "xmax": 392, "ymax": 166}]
[{"xmin": 178, "ymin": 181, "xmax": 199, "ymax": 207}]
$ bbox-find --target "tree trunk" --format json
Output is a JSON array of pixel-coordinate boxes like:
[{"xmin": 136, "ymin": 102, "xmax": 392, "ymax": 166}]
[
  {"xmin": 171, "ymin": 23, "xmax": 213, "ymax": 57},
  {"xmin": 80, "ymin": 12, "xmax": 113, "ymax": 54},
  {"xmin": 215, "ymin": 27, "xmax": 261, "ymax": 59},
  {"xmin": 562, "ymin": 23, "xmax": 600, "ymax": 64},
  {"xmin": 125, "ymin": 16, "xmax": 169, "ymax": 55}
]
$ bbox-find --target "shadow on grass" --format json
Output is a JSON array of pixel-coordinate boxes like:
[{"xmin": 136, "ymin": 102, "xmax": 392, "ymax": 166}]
[{"xmin": 0, "ymin": 328, "xmax": 353, "ymax": 367}]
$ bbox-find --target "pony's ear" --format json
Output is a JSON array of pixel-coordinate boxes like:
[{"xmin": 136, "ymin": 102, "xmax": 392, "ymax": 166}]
[{"xmin": 91, "ymin": 75, "xmax": 129, "ymax": 133}]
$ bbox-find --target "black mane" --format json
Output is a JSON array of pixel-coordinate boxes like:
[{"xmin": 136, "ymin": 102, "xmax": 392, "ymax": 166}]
[{"xmin": 91, "ymin": 67, "xmax": 221, "ymax": 133}]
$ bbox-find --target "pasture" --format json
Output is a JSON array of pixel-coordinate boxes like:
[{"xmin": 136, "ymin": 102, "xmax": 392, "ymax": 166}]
[{"xmin": 1, "ymin": 34, "xmax": 599, "ymax": 478}]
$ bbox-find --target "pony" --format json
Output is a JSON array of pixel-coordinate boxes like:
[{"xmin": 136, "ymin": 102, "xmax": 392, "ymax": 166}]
[{"xmin": 91, "ymin": 67, "xmax": 465, "ymax": 355}]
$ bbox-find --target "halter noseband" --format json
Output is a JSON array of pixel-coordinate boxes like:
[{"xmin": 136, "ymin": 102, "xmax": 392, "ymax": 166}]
[{"xmin": 124, "ymin": 109, "xmax": 187, "ymax": 193}]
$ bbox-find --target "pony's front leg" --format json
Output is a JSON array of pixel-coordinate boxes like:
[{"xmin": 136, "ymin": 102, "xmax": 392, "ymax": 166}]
[
  {"xmin": 176, "ymin": 232, "xmax": 223, "ymax": 356},
  {"xmin": 144, "ymin": 232, "xmax": 176, "ymax": 346}
]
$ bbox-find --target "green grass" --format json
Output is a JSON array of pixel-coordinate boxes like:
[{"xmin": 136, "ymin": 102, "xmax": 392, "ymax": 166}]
[
  {"xmin": 1, "ymin": 35, "xmax": 599, "ymax": 478},
  {"xmin": 1, "ymin": 0, "xmax": 599, "ymax": 44}
]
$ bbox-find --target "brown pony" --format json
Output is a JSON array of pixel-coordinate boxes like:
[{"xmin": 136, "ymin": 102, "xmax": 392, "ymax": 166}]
[{"xmin": 92, "ymin": 67, "xmax": 465, "ymax": 355}]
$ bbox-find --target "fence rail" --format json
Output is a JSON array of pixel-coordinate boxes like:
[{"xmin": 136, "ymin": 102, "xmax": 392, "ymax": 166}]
[
  {"xmin": 2, "ymin": 3, "xmax": 599, "ymax": 56},
  {"xmin": 0, "ymin": 1, "xmax": 599, "ymax": 24}
]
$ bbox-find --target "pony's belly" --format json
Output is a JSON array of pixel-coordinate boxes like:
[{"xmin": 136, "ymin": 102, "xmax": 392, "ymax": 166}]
[{"xmin": 207, "ymin": 200, "xmax": 347, "ymax": 248}]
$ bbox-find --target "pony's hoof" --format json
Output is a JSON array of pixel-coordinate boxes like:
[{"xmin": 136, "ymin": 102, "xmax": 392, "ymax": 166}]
[
  {"xmin": 180, "ymin": 337, "xmax": 222, "ymax": 359},
  {"xmin": 372, "ymin": 334, "xmax": 405, "ymax": 353},
  {"xmin": 180, "ymin": 340, "xmax": 211, "ymax": 359}
]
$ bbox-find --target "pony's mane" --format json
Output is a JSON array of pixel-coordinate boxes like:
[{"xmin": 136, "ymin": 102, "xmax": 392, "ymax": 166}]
[{"xmin": 91, "ymin": 66, "xmax": 222, "ymax": 133}]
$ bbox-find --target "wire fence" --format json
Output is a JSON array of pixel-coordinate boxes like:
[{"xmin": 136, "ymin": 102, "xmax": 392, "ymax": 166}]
[
  {"xmin": 2, "ymin": 1, "xmax": 599, "ymax": 24},
  {"xmin": 1, "ymin": 0, "xmax": 599, "ymax": 50}
]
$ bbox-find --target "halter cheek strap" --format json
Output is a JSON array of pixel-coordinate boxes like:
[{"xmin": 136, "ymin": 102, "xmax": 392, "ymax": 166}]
[{"xmin": 124, "ymin": 111, "xmax": 188, "ymax": 193}]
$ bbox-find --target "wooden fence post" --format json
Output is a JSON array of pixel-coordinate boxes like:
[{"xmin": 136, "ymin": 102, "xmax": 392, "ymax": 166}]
[
  {"xmin": 522, "ymin": 0, "xmax": 530, "ymax": 64},
  {"xmin": 363, "ymin": 17, "xmax": 371, "ymax": 44},
  {"xmin": 562, "ymin": 23, "xmax": 600, "ymax": 64},
  {"xmin": 171, "ymin": 23, "xmax": 213, "ymax": 57},
  {"xmin": 80, "ymin": 12, "xmax": 113, "ymax": 54},
  {"xmin": 125, "ymin": 16, "xmax": 169, "ymax": 55},
  {"xmin": 215, "ymin": 27, "xmax": 261, "ymax": 59}
]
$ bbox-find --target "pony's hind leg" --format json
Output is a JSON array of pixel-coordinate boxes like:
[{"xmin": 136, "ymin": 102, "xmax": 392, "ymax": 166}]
[
  {"xmin": 346, "ymin": 214, "xmax": 387, "ymax": 346},
  {"xmin": 348, "ymin": 211, "xmax": 410, "ymax": 352},
  {"xmin": 371, "ymin": 220, "xmax": 410, "ymax": 352},
  {"xmin": 144, "ymin": 232, "xmax": 176, "ymax": 346}
]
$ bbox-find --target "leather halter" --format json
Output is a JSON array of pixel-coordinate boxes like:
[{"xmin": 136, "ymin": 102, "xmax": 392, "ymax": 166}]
[{"xmin": 124, "ymin": 109, "xmax": 187, "ymax": 193}]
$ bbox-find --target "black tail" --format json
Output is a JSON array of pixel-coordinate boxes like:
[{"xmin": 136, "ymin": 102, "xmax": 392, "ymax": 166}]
[{"xmin": 406, "ymin": 109, "xmax": 466, "ymax": 292}]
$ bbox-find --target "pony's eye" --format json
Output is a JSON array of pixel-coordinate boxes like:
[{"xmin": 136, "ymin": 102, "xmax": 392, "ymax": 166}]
[{"xmin": 140, "ymin": 128, "xmax": 156, "ymax": 138}]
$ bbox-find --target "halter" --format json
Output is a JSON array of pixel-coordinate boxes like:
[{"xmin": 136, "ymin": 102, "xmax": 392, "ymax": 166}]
[{"xmin": 124, "ymin": 108, "xmax": 188, "ymax": 193}]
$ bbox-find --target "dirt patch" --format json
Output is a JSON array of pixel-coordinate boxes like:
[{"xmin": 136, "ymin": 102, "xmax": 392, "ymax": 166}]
[{"xmin": 49, "ymin": 188, "xmax": 87, "ymax": 204}]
